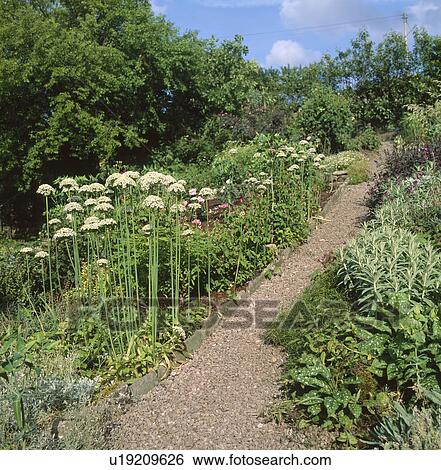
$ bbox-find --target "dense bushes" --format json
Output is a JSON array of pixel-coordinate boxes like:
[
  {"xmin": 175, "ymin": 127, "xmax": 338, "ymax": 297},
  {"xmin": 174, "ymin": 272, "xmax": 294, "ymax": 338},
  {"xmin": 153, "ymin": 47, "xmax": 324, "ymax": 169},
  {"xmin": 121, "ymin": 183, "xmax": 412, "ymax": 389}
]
[{"xmin": 294, "ymin": 87, "xmax": 354, "ymax": 153}]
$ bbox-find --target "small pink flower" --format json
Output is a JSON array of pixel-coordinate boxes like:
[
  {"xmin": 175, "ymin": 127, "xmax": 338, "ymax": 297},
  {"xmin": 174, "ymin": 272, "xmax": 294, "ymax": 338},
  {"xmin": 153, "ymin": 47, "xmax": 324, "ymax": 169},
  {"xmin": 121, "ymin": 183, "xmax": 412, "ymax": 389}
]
[
  {"xmin": 218, "ymin": 203, "xmax": 228, "ymax": 210},
  {"xmin": 182, "ymin": 200, "xmax": 189, "ymax": 207},
  {"xmin": 191, "ymin": 219, "xmax": 202, "ymax": 228},
  {"xmin": 189, "ymin": 188, "xmax": 197, "ymax": 196},
  {"xmin": 197, "ymin": 196, "xmax": 205, "ymax": 204}
]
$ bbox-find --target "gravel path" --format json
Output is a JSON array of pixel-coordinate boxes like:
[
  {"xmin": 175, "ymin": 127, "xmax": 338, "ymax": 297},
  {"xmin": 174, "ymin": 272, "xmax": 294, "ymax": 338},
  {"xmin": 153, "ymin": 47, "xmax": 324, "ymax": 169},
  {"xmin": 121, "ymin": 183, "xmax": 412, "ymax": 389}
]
[{"xmin": 110, "ymin": 167, "xmax": 376, "ymax": 449}]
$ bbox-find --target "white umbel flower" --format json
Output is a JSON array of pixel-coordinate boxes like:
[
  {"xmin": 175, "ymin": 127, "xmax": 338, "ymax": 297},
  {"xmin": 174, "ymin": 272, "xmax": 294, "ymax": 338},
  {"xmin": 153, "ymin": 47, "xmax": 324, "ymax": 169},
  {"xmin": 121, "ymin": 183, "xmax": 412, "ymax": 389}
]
[
  {"xmin": 84, "ymin": 216, "xmax": 100, "ymax": 225},
  {"xmin": 81, "ymin": 222, "xmax": 100, "ymax": 232},
  {"xmin": 94, "ymin": 202, "xmax": 114, "ymax": 212},
  {"xmin": 168, "ymin": 182, "xmax": 186, "ymax": 193},
  {"xmin": 123, "ymin": 171, "xmax": 140, "ymax": 180},
  {"xmin": 48, "ymin": 218, "xmax": 61, "ymax": 226},
  {"xmin": 188, "ymin": 202, "xmax": 201, "ymax": 211},
  {"xmin": 99, "ymin": 218, "xmax": 117, "ymax": 228},
  {"xmin": 84, "ymin": 198, "xmax": 97, "ymax": 207},
  {"xmin": 143, "ymin": 195, "xmax": 165, "ymax": 210},
  {"xmin": 53, "ymin": 227, "xmax": 76, "ymax": 240},
  {"xmin": 288, "ymin": 164, "xmax": 300, "ymax": 172},
  {"xmin": 112, "ymin": 173, "xmax": 136, "ymax": 189},
  {"xmin": 36, "ymin": 184, "xmax": 55, "ymax": 196},
  {"xmin": 105, "ymin": 173, "xmax": 120, "ymax": 187},
  {"xmin": 64, "ymin": 202, "xmax": 83, "ymax": 213},
  {"xmin": 34, "ymin": 250, "xmax": 49, "ymax": 259},
  {"xmin": 199, "ymin": 187, "xmax": 216, "ymax": 200},
  {"xmin": 141, "ymin": 224, "xmax": 152, "ymax": 235},
  {"xmin": 181, "ymin": 228, "xmax": 194, "ymax": 237},
  {"xmin": 88, "ymin": 183, "xmax": 106, "ymax": 193},
  {"xmin": 20, "ymin": 247, "xmax": 34, "ymax": 254},
  {"xmin": 97, "ymin": 196, "xmax": 112, "ymax": 204},
  {"xmin": 139, "ymin": 171, "xmax": 175, "ymax": 191},
  {"xmin": 59, "ymin": 178, "xmax": 79, "ymax": 192},
  {"xmin": 97, "ymin": 258, "xmax": 109, "ymax": 266}
]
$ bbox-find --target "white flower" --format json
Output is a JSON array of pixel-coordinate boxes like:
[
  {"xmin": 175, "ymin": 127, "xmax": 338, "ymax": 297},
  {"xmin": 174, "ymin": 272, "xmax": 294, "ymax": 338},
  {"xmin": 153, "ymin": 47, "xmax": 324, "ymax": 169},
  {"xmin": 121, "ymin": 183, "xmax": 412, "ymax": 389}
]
[
  {"xmin": 256, "ymin": 185, "xmax": 267, "ymax": 192},
  {"xmin": 188, "ymin": 202, "xmax": 201, "ymax": 211},
  {"xmin": 288, "ymin": 164, "xmax": 300, "ymax": 172},
  {"xmin": 168, "ymin": 182, "xmax": 186, "ymax": 194},
  {"xmin": 313, "ymin": 162, "xmax": 321, "ymax": 167},
  {"xmin": 112, "ymin": 174, "xmax": 136, "ymax": 189},
  {"xmin": 139, "ymin": 172, "xmax": 175, "ymax": 191},
  {"xmin": 226, "ymin": 179, "xmax": 232, "ymax": 185},
  {"xmin": 105, "ymin": 173, "xmax": 120, "ymax": 187},
  {"xmin": 66, "ymin": 214, "xmax": 74, "ymax": 223},
  {"xmin": 97, "ymin": 258, "xmax": 109, "ymax": 266},
  {"xmin": 20, "ymin": 247, "xmax": 34, "ymax": 254},
  {"xmin": 199, "ymin": 187, "xmax": 216, "ymax": 200},
  {"xmin": 246, "ymin": 177, "xmax": 258, "ymax": 184},
  {"xmin": 34, "ymin": 250, "xmax": 49, "ymax": 259},
  {"xmin": 81, "ymin": 222, "xmax": 100, "ymax": 232},
  {"xmin": 59, "ymin": 178, "xmax": 79, "ymax": 192},
  {"xmin": 172, "ymin": 325, "xmax": 186, "ymax": 339},
  {"xmin": 78, "ymin": 184, "xmax": 91, "ymax": 193},
  {"xmin": 263, "ymin": 179, "xmax": 272, "ymax": 185},
  {"xmin": 229, "ymin": 148, "xmax": 238, "ymax": 154},
  {"xmin": 84, "ymin": 216, "xmax": 100, "ymax": 225},
  {"xmin": 177, "ymin": 179, "xmax": 186, "ymax": 185},
  {"xmin": 259, "ymin": 172, "xmax": 267, "ymax": 177},
  {"xmin": 53, "ymin": 227, "xmax": 76, "ymax": 240},
  {"xmin": 143, "ymin": 195, "xmax": 165, "ymax": 210},
  {"xmin": 88, "ymin": 183, "xmax": 106, "ymax": 193},
  {"xmin": 64, "ymin": 202, "xmax": 83, "ymax": 213},
  {"xmin": 94, "ymin": 202, "xmax": 114, "ymax": 212},
  {"xmin": 299, "ymin": 140, "xmax": 309, "ymax": 145},
  {"xmin": 308, "ymin": 147, "xmax": 317, "ymax": 154},
  {"xmin": 97, "ymin": 196, "xmax": 112, "ymax": 204},
  {"xmin": 36, "ymin": 184, "xmax": 55, "ymax": 196},
  {"xmin": 84, "ymin": 198, "xmax": 97, "ymax": 207},
  {"xmin": 48, "ymin": 218, "xmax": 61, "ymax": 226},
  {"xmin": 123, "ymin": 171, "xmax": 140, "ymax": 180},
  {"xmin": 99, "ymin": 218, "xmax": 117, "ymax": 228},
  {"xmin": 170, "ymin": 203, "xmax": 187, "ymax": 213},
  {"xmin": 181, "ymin": 228, "xmax": 194, "ymax": 237},
  {"xmin": 141, "ymin": 224, "xmax": 151, "ymax": 235}
]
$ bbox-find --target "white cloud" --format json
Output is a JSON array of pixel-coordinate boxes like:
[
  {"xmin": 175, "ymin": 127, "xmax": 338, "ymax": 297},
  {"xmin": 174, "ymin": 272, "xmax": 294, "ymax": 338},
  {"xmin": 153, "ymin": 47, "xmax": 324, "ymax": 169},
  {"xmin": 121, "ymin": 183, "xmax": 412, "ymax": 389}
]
[
  {"xmin": 151, "ymin": 1, "xmax": 167, "ymax": 14},
  {"xmin": 266, "ymin": 40, "xmax": 321, "ymax": 66},
  {"xmin": 408, "ymin": 1, "xmax": 441, "ymax": 34},
  {"xmin": 280, "ymin": 0, "xmax": 375, "ymax": 30},
  {"xmin": 194, "ymin": 0, "xmax": 281, "ymax": 7}
]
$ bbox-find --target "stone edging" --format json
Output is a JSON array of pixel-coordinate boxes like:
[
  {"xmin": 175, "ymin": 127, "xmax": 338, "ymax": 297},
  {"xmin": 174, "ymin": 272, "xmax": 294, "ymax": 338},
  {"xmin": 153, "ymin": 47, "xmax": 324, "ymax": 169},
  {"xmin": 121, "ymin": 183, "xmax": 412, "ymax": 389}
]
[{"xmin": 129, "ymin": 183, "xmax": 348, "ymax": 397}]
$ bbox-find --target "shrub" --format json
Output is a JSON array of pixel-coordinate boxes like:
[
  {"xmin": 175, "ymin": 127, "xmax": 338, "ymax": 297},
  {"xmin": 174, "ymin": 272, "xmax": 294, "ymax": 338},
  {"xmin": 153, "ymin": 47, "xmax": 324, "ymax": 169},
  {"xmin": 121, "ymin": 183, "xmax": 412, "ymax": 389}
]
[
  {"xmin": 321, "ymin": 151, "xmax": 367, "ymax": 175},
  {"xmin": 296, "ymin": 87, "xmax": 355, "ymax": 153},
  {"xmin": 368, "ymin": 139, "xmax": 441, "ymax": 212},
  {"xmin": 401, "ymin": 101, "xmax": 441, "ymax": 143},
  {"xmin": 337, "ymin": 225, "xmax": 440, "ymax": 313},
  {"xmin": 345, "ymin": 126, "xmax": 381, "ymax": 151},
  {"xmin": 347, "ymin": 159, "xmax": 370, "ymax": 184},
  {"xmin": 369, "ymin": 391, "xmax": 441, "ymax": 450}
]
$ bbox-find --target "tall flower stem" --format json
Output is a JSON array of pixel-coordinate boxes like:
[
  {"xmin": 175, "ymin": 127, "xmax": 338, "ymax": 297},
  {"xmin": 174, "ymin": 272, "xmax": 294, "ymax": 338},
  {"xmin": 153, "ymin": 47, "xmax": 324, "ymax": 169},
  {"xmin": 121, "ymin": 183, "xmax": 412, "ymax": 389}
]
[{"xmin": 45, "ymin": 197, "xmax": 54, "ymax": 303}]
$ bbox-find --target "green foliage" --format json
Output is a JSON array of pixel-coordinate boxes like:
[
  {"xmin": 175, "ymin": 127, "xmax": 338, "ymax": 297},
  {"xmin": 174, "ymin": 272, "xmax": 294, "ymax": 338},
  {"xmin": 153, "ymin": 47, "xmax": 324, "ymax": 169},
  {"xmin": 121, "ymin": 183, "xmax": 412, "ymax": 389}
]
[
  {"xmin": 371, "ymin": 164, "xmax": 441, "ymax": 244},
  {"xmin": 346, "ymin": 159, "xmax": 370, "ymax": 184},
  {"xmin": 337, "ymin": 226, "xmax": 440, "ymax": 313},
  {"xmin": 369, "ymin": 391, "xmax": 441, "ymax": 449},
  {"xmin": 401, "ymin": 99, "xmax": 441, "ymax": 143},
  {"xmin": 295, "ymin": 86, "xmax": 354, "ymax": 153},
  {"xmin": 345, "ymin": 126, "xmax": 381, "ymax": 151},
  {"xmin": 321, "ymin": 150, "xmax": 367, "ymax": 175}
]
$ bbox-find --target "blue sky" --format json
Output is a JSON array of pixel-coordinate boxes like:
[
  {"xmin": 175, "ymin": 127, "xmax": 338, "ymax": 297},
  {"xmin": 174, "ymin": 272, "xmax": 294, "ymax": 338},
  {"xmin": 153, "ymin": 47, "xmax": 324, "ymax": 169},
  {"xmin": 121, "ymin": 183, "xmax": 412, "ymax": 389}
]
[{"xmin": 151, "ymin": 0, "xmax": 441, "ymax": 67}]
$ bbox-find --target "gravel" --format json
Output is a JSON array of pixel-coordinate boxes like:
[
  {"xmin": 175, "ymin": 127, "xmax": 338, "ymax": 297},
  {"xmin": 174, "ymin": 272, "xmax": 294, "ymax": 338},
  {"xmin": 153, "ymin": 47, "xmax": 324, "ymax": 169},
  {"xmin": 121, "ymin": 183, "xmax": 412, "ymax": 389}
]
[{"xmin": 109, "ymin": 159, "xmax": 377, "ymax": 450}]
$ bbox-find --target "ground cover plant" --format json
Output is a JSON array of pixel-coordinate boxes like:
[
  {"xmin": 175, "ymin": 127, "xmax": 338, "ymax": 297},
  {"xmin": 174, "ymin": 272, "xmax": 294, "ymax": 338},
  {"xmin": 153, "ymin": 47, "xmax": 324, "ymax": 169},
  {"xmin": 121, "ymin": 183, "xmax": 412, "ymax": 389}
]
[
  {"xmin": 0, "ymin": 136, "xmax": 324, "ymax": 449},
  {"xmin": 267, "ymin": 143, "xmax": 441, "ymax": 448}
]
